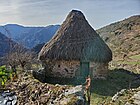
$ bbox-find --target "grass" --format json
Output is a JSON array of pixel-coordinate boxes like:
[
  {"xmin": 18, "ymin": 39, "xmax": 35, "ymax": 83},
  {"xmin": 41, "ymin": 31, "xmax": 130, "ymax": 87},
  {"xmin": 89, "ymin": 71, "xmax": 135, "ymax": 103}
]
[
  {"xmin": 90, "ymin": 94, "xmax": 111, "ymax": 105},
  {"xmin": 90, "ymin": 68, "xmax": 140, "ymax": 105},
  {"xmin": 112, "ymin": 54, "xmax": 140, "ymax": 66},
  {"xmin": 117, "ymin": 61, "xmax": 140, "ymax": 65},
  {"xmin": 130, "ymin": 54, "xmax": 140, "ymax": 60}
]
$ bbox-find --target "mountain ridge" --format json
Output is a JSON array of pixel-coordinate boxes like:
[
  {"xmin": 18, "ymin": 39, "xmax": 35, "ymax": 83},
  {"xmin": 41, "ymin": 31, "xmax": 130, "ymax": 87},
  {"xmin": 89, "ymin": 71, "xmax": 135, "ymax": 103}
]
[
  {"xmin": 0, "ymin": 32, "xmax": 18, "ymax": 57},
  {"xmin": 0, "ymin": 24, "xmax": 60, "ymax": 48}
]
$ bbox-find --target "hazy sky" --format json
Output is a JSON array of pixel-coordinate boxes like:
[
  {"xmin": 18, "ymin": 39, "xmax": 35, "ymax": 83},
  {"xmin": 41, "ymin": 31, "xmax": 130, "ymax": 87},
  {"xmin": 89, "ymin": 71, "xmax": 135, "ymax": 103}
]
[{"xmin": 0, "ymin": 0, "xmax": 140, "ymax": 29}]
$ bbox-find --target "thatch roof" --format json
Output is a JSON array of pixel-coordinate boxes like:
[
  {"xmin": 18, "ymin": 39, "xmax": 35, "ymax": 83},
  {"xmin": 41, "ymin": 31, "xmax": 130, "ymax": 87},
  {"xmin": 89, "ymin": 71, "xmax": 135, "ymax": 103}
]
[{"xmin": 39, "ymin": 10, "xmax": 112, "ymax": 62}]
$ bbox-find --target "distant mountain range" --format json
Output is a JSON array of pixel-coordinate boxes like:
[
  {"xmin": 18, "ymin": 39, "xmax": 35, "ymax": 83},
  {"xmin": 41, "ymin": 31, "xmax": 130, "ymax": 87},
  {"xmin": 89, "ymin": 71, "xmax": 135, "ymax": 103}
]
[{"xmin": 0, "ymin": 24, "xmax": 60, "ymax": 48}]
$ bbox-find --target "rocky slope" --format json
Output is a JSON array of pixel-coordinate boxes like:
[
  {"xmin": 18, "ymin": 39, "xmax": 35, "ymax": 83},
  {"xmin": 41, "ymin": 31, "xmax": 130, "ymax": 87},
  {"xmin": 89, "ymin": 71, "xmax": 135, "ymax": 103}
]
[
  {"xmin": 3, "ymin": 72, "xmax": 85, "ymax": 105},
  {"xmin": 104, "ymin": 86, "xmax": 140, "ymax": 105},
  {"xmin": 0, "ymin": 24, "xmax": 60, "ymax": 48},
  {"xmin": 97, "ymin": 15, "xmax": 140, "ymax": 72}
]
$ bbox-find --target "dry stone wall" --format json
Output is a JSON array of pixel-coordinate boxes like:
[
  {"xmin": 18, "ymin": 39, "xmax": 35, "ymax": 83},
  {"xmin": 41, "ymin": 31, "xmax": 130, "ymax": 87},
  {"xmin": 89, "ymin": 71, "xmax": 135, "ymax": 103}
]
[
  {"xmin": 44, "ymin": 60, "xmax": 109, "ymax": 78},
  {"xmin": 51, "ymin": 60, "xmax": 80, "ymax": 78}
]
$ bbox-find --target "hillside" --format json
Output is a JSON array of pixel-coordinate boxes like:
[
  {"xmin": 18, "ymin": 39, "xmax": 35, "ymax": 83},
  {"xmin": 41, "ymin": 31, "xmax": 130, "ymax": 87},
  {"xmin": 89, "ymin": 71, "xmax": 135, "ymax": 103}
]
[
  {"xmin": 97, "ymin": 15, "xmax": 140, "ymax": 72},
  {"xmin": 0, "ymin": 24, "xmax": 60, "ymax": 48},
  {"xmin": 0, "ymin": 32, "xmax": 17, "ymax": 57},
  {"xmin": 31, "ymin": 43, "xmax": 45, "ymax": 54}
]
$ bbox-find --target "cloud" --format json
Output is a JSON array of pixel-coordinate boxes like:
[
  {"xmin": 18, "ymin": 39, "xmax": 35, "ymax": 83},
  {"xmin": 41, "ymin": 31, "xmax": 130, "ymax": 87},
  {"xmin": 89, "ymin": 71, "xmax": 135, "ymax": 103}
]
[{"xmin": 0, "ymin": 0, "xmax": 140, "ymax": 29}]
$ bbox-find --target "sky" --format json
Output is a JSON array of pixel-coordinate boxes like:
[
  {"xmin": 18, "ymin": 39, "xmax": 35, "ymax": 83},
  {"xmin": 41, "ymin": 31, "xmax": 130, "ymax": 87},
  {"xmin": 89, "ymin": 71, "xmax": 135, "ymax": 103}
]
[{"xmin": 0, "ymin": 0, "xmax": 140, "ymax": 29}]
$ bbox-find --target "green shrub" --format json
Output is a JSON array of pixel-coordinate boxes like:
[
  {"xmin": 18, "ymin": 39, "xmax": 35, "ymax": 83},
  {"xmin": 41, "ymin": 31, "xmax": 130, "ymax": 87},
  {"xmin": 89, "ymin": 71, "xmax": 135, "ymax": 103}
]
[{"xmin": 0, "ymin": 65, "xmax": 13, "ymax": 86}]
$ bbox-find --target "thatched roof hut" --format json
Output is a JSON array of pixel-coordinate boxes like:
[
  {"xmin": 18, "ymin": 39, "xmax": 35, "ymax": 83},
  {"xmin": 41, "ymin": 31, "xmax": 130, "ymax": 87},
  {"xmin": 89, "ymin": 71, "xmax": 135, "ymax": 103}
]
[
  {"xmin": 39, "ymin": 10, "xmax": 112, "ymax": 79},
  {"xmin": 39, "ymin": 10, "xmax": 112, "ymax": 62}
]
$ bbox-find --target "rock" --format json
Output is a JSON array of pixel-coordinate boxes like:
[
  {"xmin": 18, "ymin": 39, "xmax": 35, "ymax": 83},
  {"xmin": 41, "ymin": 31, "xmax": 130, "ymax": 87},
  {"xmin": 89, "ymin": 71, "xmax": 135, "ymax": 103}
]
[
  {"xmin": 0, "ymin": 96, "xmax": 4, "ymax": 102},
  {"xmin": 65, "ymin": 85, "xmax": 84, "ymax": 96},
  {"xmin": 112, "ymin": 93, "xmax": 119, "ymax": 102},
  {"xmin": 11, "ymin": 96, "xmax": 17, "ymax": 105},
  {"xmin": 55, "ymin": 84, "xmax": 61, "ymax": 87},
  {"xmin": 131, "ymin": 91, "xmax": 140, "ymax": 105},
  {"xmin": 0, "ymin": 91, "xmax": 17, "ymax": 105},
  {"xmin": 76, "ymin": 96, "xmax": 85, "ymax": 105},
  {"xmin": 6, "ymin": 101, "xmax": 12, "ymax": 105},
  {"xmin": 60, "ymin": 97, "xmax": 71, "ymax": 105},
  {"xmin": 62, "ymin": 85, "xmax": 85, "ymax": 105},
  {"xmin": 32, "ymin": 69, "xmax": 46, "ymax": 82},
  {"xmin": 40, "ymin": 95, "xmax": 49, "ymax": 104},
  {"xmin": 120, "ymin": 89, "xmax": 126, "ymax": 95},
  {"xmin": 132, "ymin": 94, "xmax": 140, "ymax": 100},
  {"xmin": 133, "ymin": 99, "xmax": 140, "ymax": 105},
  {"xmin": 19, "ymin": 83, "xmax": 27, "ymax": 90},
  {"xmin": 3, "ymin": 99, "xmax": 8, "ymax": 105},
  {"xmin": 112, "ymin": 89, "xmax": 126, "ymax": 102},
  {"xmin": 125, "ymin": 102, "xmax": 133, "ymax": 105}
]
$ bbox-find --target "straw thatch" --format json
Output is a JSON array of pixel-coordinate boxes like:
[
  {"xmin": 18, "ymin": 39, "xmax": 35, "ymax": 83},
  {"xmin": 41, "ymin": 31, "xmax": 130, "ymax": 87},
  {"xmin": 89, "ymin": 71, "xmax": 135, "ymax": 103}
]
[{"xmin": 39, "ymin": 10, "xmax": 112, "ymax": 63}]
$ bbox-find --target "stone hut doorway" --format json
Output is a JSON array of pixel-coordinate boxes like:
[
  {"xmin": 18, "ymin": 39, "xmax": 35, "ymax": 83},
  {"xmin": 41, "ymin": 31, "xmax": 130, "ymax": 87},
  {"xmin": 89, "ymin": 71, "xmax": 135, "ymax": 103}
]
[{"xmin": 80, "ymin": 62, "xmax": 90, "ymax": 79}]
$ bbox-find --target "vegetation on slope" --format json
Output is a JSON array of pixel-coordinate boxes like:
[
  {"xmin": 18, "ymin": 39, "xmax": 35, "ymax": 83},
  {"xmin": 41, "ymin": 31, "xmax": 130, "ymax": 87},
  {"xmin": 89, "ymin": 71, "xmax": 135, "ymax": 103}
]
[
  {"xmin": 0, "ymin": 66, "xmax": 13, "ymax": 86},
  {"xmin": 97, "ymin": 15, "xmax": 140, "ymax": 72},
  {"xmin": 90, "ymin": 68, "xmax": 140, "ymax": 105}
]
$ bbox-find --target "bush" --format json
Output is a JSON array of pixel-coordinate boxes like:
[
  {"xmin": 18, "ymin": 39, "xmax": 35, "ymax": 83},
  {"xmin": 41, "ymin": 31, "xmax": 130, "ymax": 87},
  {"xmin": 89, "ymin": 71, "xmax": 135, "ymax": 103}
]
[{"xmin": 0, "ymin": 65, "xmax": 12, "ymax": 86}]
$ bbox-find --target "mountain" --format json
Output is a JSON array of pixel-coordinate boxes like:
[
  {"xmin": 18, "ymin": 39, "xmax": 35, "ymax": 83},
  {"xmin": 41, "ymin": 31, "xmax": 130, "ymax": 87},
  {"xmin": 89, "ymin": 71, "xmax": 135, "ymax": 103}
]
[
  {"xmin": 0, "ymin": 32, "xmax": 17, "ymax": 57},
  {"xmin": 0, "ymin": 24, "xmax": 60, "ymax": 48},
  {"xmin": 31, "ymin": 43, "xmax": 45, "ymax": 54},
  {"xmin": 97, "ymin": 15, "xmax": 140, "ymax": 71}
]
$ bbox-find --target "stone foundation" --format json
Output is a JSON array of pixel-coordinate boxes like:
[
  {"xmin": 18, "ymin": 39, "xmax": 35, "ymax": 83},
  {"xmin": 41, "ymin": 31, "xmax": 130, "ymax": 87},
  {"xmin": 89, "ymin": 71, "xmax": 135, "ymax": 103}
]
[
  {"xmin": 43, "ymin": 60, "xmax": 109, "ymax": 78},
  {"xmin": 50, "ymin": 60, "xmax": 80, "ymax": 78}
]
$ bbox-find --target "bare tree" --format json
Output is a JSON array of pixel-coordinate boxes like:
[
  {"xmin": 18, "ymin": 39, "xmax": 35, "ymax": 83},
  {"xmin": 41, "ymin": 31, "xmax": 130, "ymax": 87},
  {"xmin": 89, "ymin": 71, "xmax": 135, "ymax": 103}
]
[
  {"xmin": 4, "ymin": 44, "xmax": 36, "ymax": 70},
  {"xmin": 2, "ymin": 26, "xmax": 37, "ymax": 71}
]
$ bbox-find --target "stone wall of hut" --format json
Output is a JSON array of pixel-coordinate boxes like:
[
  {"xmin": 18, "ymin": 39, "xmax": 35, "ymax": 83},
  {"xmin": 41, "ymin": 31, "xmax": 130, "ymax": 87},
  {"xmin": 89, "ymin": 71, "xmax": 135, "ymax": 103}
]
[
  {"xmin": 44, "ymin": 60, "xmax": 109, "ymax": 78},
  {"xmin": 51, "ymin": 60, "xmax": 80, "ymax": 78},
  {"xmin": 90, "ymin": 62, "xmax": 109, "ymax": 79}
]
